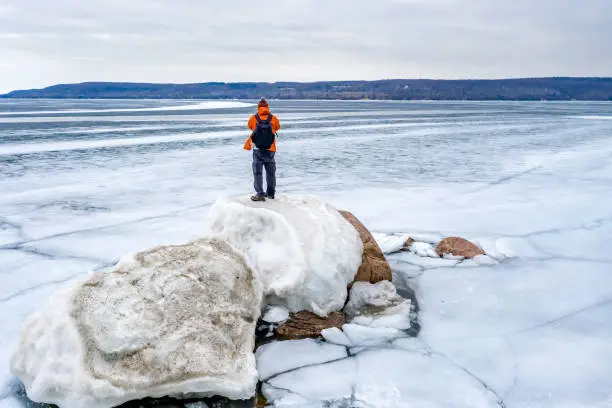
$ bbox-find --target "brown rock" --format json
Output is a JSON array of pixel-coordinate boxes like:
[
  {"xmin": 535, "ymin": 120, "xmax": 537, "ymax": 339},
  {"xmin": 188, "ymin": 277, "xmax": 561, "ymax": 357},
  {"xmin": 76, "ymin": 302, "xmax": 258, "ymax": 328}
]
[
  {"xmin": 402, "ymin": 237, "xmax": 415, "ymax": 251},
  {"xmin": 339, "ymin": 210, "xmax": 392, "ymax": 284},
  {"xmin": 435, "ymin": 237, "xmax": 485, "ymax": 259},
  {"xmin": 277, "ymin": 311, "xmax": 345, "ymax": 339}
]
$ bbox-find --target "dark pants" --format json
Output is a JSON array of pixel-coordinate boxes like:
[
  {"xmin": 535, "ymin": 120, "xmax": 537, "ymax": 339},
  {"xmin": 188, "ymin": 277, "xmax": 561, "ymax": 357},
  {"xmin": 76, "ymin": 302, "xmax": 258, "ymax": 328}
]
[{"xmin": 253, "ymin": 149, "xmax": 276, "ymax": 197}]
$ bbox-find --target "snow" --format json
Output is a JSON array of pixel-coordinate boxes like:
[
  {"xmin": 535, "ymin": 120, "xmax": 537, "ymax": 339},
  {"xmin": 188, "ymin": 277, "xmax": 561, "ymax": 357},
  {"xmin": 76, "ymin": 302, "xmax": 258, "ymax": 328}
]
[
  {"xmin": 255, "ymin": 339, "xmax": 347, "ymax": 381},
  {"xmin": 371, "ymin": 233, "xmax": 407, "ymax": 254},
  {"xmin": 208, "ymin": 195, "xmax": 363, "ymax": 316},
  {"xmin": 407, "ymin": 241, "xmax": 439, "ymax": 258},
  {"xmin": 261, "ymin": 306, "xmax": 290, "ymax": 324},
  {"xmin": 343, "ymin": 281, "xmax": 413, "ymax": 331},
  {"xmin": 342, "ymin": 324, "xmax": 405, "ymax": 347},
  {"xmin": 10, "ymin": 238, "xmax": 263, "ymax": 408},
  {"xmin": 344, "ymin": 281, "xmax": 401, "ymax": 317},
  {"xmin": 350, "ymin": 301, "xmax": 413, "ymax": 331}
]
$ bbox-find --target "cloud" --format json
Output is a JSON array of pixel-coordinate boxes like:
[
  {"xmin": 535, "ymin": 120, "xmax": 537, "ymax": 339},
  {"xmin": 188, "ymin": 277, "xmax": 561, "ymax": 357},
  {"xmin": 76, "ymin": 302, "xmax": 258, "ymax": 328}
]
[{"xmin": 0, "ymin": 0, "xmax": 610, "ymax": 93}]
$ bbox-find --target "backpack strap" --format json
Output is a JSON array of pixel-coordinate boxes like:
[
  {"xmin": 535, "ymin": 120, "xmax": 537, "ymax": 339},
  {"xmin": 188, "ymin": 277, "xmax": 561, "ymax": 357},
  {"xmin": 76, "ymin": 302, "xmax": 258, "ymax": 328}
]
[{"xmin": 255, "ymin": 113, "xmax": 273, "ymax": 124}]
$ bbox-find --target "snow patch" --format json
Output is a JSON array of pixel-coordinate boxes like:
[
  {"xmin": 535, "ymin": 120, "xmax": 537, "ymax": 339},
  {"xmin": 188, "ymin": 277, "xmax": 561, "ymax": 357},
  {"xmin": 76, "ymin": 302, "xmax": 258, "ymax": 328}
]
[
  {"xmin": 261, "ymin": 306, "xmax": 290, "ymax": 324},
  {"xmin": 409, "ymin": 241, "xmax": 440, "ymax": 258},
  {"xmin": 372, "ymin": 233, "xmax": 408, "ymax": 254}
]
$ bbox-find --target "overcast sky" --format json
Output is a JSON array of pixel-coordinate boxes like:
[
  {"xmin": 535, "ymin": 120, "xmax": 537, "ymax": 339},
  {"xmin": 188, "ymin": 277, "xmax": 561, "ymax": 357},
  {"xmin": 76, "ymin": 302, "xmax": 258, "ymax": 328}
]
[{"xmin": 0, "ymin": 0, "xmax": 610, "ymax": 93}]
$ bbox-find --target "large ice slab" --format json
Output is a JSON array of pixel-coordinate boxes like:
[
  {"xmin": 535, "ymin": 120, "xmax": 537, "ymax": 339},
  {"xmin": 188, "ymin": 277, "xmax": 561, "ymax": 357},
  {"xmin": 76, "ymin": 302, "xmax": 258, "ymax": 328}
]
[
  {"xmin": 208, "ymin": 195, "xmax": 363, "ymax": 316},
  {"xmin": 10, "ymin": 238, "xmax": 262, "ymax": 408},
  {"xmin": 262, "ymin": 348, "xmax": 501, "ymax": 407},
  {"xmin": 255, "ymin": 339, "xmax": 347, "ymax": 381}
]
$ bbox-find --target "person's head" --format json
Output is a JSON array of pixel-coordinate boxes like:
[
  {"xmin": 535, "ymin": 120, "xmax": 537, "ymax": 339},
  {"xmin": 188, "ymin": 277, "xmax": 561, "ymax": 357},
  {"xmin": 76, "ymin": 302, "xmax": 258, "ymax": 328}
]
[{"xmin": 258, "ymin": 98, "xmax": 269, "ymax": 109}]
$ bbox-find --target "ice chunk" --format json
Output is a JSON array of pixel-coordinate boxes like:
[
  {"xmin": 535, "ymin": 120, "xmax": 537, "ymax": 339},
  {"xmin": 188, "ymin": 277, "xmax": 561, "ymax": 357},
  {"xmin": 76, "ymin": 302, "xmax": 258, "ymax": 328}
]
[
  {"xmin": 208, "ymin": 195, "xmax": 363, "ymax": 316},
  {"xmin": 264, "ymin": 358, "xmax": 356, "ymax": 403},
  {"xmin": 342, "ymin": 324, "xmax": 405, "ymax": 347},
  {"xmin": 10, "ymin": 238, "xmax": 263, "ymax": 408},
  {"xmin": 409, "ymin": 241, "xmax": 440, "ymax": 258},
  {"xmin": 351, "ymin": 302, "xmax": 412, "ymax": 331},
  {"xmin": 344, "ymin": 281, "xmax": 412, "ymax": 330},
  {"xmin": 456, "ymin": 254, "xmax": 499, "ymax": 267},
  {"xmin": 372, "ymin": 233, "xmax": 409, "ymax": 254},
  {"xmin": 261, "ymin": 305, "xmax": 290, "ymax": 324},
  {"xmin": 344, "ymin": 281, "xmax": 401, "ymax": 317},
  {"xmin": 185, "ymin": 402, "xmax": 210, "ymax": 408},
  {"xmin": 256, "ymin": 339, "xmax": 347, "ymax": 381},
  {"xmin": 321, "ymin": 327, "xmax": 353, "ymax": 347},
  {"xmin": 392, "ymin": 252, "xmax": 461, "ymax": 269}
]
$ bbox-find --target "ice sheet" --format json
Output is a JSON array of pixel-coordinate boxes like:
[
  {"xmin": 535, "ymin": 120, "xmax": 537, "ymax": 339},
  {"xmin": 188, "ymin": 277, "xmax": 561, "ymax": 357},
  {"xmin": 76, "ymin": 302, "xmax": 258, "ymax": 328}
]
[{"xmin": 3, "ymin": 100, "xmax": 612, "ymax": 407}]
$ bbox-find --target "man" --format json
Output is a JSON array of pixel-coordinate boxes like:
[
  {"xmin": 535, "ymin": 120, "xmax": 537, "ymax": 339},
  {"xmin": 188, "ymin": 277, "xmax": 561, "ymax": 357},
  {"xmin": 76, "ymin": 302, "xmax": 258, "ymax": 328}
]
[{"xmin": 244, "ymin": 98, "xmax": 281, "ymax": 201}]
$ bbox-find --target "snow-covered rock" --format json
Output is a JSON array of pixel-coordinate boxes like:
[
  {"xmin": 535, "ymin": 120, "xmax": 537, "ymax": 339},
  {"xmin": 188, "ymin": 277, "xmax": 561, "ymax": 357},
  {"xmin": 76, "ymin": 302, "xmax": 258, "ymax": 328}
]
[
  {"xmin": 208, "ymin": 195, "xmax": 363, "ymax": 316},
  {"xmin": 10, "ymin": 238, "xmax": 263, "ymax": 408}
]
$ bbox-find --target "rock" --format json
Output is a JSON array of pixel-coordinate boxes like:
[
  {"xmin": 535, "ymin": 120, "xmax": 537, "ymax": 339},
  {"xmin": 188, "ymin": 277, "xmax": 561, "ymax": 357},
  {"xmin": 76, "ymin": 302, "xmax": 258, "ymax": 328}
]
[
  {"xmin": 11, "ymin": 238, "xmax": 263, "ymax": 408},
  {"xmin": 339, "ymin": 211, "xmax": 392, "ymax": 284},
  {"xmin": 402, "ymin": 237, "xmax": 415, "ymax": 251},
  {"xmin": 435, "ymin": 237, "xmax": 485, "ymax": 259},
  {"xmin": 209, "ymin": 196, "xmax": 363, "ymax": 316},
  {"xmin": 277, "ymin": 311, "xmax": 345, "ymax": 339}
]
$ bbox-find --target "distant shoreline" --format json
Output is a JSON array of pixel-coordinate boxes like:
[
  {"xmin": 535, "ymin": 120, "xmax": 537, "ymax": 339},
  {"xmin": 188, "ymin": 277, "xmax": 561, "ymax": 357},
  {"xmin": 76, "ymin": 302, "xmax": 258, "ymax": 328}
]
[{"xmin": 2, "ymin": 77, "xmax": 612, "ymax": 101}]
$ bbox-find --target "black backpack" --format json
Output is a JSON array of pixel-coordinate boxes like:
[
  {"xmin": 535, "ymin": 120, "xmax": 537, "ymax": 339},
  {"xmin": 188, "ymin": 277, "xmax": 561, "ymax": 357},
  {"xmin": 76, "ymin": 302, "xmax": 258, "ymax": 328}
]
[{"xmin": 252, "ymin": 114, "xmax": 276, "ymax": 150}]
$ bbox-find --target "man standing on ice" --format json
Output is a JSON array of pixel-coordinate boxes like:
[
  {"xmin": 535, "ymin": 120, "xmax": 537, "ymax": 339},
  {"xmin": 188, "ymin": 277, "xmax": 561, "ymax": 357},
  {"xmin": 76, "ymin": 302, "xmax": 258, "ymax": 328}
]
[{"xmin": 244, "ymin": 98, "xmax": 281, "ymax": 202}]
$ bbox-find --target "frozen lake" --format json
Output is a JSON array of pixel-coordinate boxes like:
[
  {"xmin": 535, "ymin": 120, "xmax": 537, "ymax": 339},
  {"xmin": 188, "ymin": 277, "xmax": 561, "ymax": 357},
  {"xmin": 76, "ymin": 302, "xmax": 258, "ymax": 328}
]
[{"xmin": 1, "ymin": 99, "xmax": 612, "ymax": 407}]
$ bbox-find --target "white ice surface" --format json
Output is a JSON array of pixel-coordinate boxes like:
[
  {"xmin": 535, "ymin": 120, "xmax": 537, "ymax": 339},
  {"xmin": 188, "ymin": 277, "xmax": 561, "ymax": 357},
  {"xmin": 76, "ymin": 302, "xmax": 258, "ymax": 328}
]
[
  {"xmin": 3, "ymin": 100, "xmax": 612, "ymax": 408},
  {"xmin": 255, "ymin": 339, "xmax": 347, "ymax": 381},
  {"xmin": 0, "ymin": 101, "xmax": 254, "ymax": 116},
  {"xmin": 263, "ymin": 348, "xmax": 501, "ymax": 407},
  {"xmin": 208, "ymin": 195, "xmax": 363, "ymax": 316}
]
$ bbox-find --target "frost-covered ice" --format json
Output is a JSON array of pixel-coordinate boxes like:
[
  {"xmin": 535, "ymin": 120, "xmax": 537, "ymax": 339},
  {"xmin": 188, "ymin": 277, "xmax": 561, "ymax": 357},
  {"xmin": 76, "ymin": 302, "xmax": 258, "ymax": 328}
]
[
  {"xmin": 208, "ymin": 195, "xmax": 363, "ymax": 316},
  {"xmin": 2, "ymin": 100, "xmax": 612, "ymax": 407}
]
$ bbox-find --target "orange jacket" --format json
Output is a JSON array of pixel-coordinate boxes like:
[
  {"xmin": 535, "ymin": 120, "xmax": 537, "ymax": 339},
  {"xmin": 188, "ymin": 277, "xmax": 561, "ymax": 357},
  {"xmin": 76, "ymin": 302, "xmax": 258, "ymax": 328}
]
[{"xmin": 244, "ymin": 107, "xmax": 281, "ymax": 152}]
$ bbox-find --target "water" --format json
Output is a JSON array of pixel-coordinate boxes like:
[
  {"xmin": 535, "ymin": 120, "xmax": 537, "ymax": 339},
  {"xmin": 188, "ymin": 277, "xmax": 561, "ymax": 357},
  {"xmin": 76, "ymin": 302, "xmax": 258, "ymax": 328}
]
[{"xmin": 2, "ymin": 99, "xmax": 612, "ymax": 407}]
